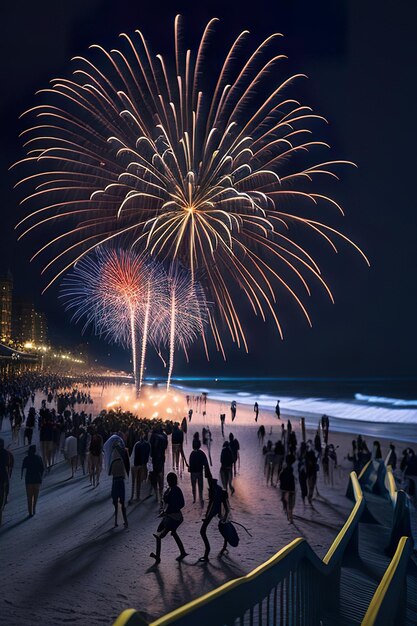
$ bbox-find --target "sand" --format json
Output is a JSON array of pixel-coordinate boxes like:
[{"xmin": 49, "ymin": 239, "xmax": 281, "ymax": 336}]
[{"xmin": 0, "ymin": 385, "xmax": 414, "ymax": 626}]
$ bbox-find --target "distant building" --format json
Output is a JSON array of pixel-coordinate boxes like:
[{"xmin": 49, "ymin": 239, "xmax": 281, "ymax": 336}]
[
  {"xmin": 12, "ymin": 298, "xmax": 36, "ymax": 344},
  {"xmin": 34, "ymin": 311, "xmax": 48, "ymax": 345},
  {"xmin": 0, "ymin": 273, "xmax": 13, "ymax": 341}
]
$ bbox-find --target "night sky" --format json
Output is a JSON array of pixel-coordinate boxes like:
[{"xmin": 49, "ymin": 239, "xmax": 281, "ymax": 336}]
[{"xmin": 1, "ymin": 0, "xmax": 416, "ymax": 377}]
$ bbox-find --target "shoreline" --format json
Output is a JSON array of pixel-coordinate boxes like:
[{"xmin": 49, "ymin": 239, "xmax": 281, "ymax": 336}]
[{"xmin": 171, "ymin": 383, "xmax": 417, "ymax": 445}]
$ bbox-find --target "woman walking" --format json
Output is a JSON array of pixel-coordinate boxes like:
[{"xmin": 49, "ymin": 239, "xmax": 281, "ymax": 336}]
[
  {"xmin": 109, "ymin": 440, "xmax": 130, "ymax": 528},
  {"xmin": 150, "ymin": 472, "xmax": 187, "ymax": 564},
  {"xmin": 21, "ymin": 445, "xmax": 44, "ymax": 517},
  {"xmin": 279, "ymin": 455, "xmax": 296, "ymax": 524}
]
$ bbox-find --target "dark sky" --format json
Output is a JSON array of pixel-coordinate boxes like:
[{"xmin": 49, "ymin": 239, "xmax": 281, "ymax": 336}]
[{"xmin": 1, "ymin": 0, "xmax": 416, "ymax": 377}]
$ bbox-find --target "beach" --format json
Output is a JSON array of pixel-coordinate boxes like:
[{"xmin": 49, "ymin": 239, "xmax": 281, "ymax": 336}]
[{"xmin": 1, "ymin": 382, "xmax": 415, "ymax": 625}]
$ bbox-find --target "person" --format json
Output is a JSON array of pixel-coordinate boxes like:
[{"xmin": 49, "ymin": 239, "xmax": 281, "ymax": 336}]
[
  {"xmin": 321, "ymin": 414, "xmax": 330, "ymax": 444},
  {"xmin": 314, "ymin": 430, "xmax": 322, "ymax": 459},
  {"xmin": 150, "ymin": 426, "xmax": 168, "ymax": 510},
  {"xmin": 199, "ymin": 477, "xmax": 230, "ymax": 561},
  {"xmin": 275, "ymin": 400, "xmax": 281, "ymax": 420},
  {"xmin": 254, "ymin": 401, "xmax": 259, "ymax": 422},
  {"xmin": 188, "ymin": 408, "xmax": 193, "ymax": 422},
  {"xmin": 171, "ymin": 422, "xmax": 184, "ymax": 472},
  {"xmin": 129, "ymin": 432, "xmax": 150, "ymax": 503},
  {"xmin": 281, "ymin": 423, "xmax": 286, "ymax": 449},
  {"xmin": 0, "ymin": 439, "xmax": 13, "ymax": 526},
  {"xmin": 77, "ymin": 427, "xmax": 89, "ymax": 475},
  {"xmin": 229, "ymin": 433, "xmax": 240, "ymax": 476},
  {"xmin": 272, "ymin": 440, "xmax": 285, "ymax": 485},
  {"xmin": 24, "ymin": 408, "xmax": 36, "ymax": 446},
  {"xmin": 189, "ymin": 439, "xmax": 211, "ymax": 506},
  {"xmin": 372, "ymin": 440, "xmax": 382, "ymax": 460},
  {"xmin": 230, "ymin": 400, "xmax": 236, "ymax": 421},
  {"xmin": 21, "ymin": 445, "xmax": 44, "ymax": 517},
  {"xmin": 305, "ymin": 447, "xmax": 317, "ymax": 505},
  {"xmin": 88, "ymin": 430, "xmax": 103, "ymax": 487},
  {"xmin": 202, "ymin": 426, "xmax": 213, "ymax": 465},
  {"xmin": 264, "ymin": 441, "xmax": 275, "ymax": 486},
  {"xmin": 220, "ymin": 441, "xmax": 235, "ymax": 494},
  {"xmin": 109, "ymin": 440, "xmax": 130, "ymax": 528},
  {"xmin": 298, "ymin": 443, "xmax": 308, "ymax": 505},
  {"xmin": 150, "ymin": 472, "xmax": 187, "ymax": 564},
  {"xmin": 180, "ymin": 416, "xmax": 188, "ymax": 444},
  {"xmin": 64, "ymin": 432, "xmax": 78, "ymax": 478},
  {"xmin": 257, "ymin": 424, "xmax": 265, "ymax": 446},
  {"xmin": 279, "ymin": 455, "xmax": 296, "ymax": 523},
  {"xmin": 220, "ymin": 413, "xmax": 226, "ymax": 437}
]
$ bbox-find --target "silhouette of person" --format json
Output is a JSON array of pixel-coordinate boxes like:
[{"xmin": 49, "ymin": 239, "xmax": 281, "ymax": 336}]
[
  {"xmin": 199, "ymin": 478, "xmax": 230, "ymax": 561},
  {"xmin": 150, "ymin": 472, "xmax": 188, "ymax": 564}
]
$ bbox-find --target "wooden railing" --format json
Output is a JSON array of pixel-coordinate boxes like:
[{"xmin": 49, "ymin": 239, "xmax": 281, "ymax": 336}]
[
  {"xmin": 113, "ymin": 472, "xmax": 365, "ymax": 626},
  {"xmin": 361, "ymin": 536, "xmax": 412, "ymax": 626}
]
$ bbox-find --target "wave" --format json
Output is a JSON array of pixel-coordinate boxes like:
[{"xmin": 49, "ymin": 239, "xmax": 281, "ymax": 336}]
[
  {"xmin": 355, "ymin": 393, "xmax": 417, "ymax": 407},
  {"xmin": 175, "ymin": 384, "xmax": 417, "ymax": 425}
]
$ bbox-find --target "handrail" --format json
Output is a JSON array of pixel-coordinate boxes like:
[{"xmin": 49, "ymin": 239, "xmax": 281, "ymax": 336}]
[
  {"xmin": 113, "ymin": 472, "xmax": 365, "ymax": 626},
  {"xmin": 323, "ymin": 471, "xmax": 363, "ymax": 564},
  {"xmin": 361, "ymin": 536, "xmax": 412, "ymax": 626}
]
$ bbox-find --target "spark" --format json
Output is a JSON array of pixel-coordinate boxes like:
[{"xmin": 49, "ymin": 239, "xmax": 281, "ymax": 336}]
[{"xmin": 15, "ymin": 16, "xmax": 369, "ymax": 356}]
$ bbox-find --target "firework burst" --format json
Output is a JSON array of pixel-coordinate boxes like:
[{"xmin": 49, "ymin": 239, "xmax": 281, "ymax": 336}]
[
  {"xmin": 61, "ymin": 248, "xmax": 162, "ymax": 393},
  {"xmin": 14, "ymin": 16, "xmax": 369, "ymax": 355},
  {"xmin": 152, "ymin": 265, "xmax": 209, "ymax": 391}
]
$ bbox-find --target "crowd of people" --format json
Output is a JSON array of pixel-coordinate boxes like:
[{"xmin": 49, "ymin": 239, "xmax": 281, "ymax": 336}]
[{"xmin": 1, "ymin": 371, "xmax": 416, "ymax": 565}]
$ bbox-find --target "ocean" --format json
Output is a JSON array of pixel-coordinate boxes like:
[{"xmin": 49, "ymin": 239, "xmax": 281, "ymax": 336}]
[{"xmin": 156, "ymin": 376, "xmax": 417, "ymax": 443}]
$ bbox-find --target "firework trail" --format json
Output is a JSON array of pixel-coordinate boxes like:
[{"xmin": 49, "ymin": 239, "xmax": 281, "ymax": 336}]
[
  {"xmin": 152, "ymin": 265, "xmax": 209, "ymax": 391},
  {"xmin": 61, "ymin": 248, "xmax": 161, "ymax": 394},
  {"xmin": 14, "ymin": 16, "xmax": 369, "ymax": 355}
]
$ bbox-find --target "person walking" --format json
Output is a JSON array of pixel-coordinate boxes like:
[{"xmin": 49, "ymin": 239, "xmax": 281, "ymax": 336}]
[
  {"xmin": 109, "ymin": 440, "xmax": 130, "ymax": 528},
  {"xmin": 199, "ymin": 477, "xmax": 230, "ymax": 561},
  {"xmin": 230, "ymin": 400, "xmax": 237, "ymax": 421},
  {"xmin": 150, "ymin": 426, "xmax": 168, "ymax": 510},
  {"xmin": 21, "ymin": 445, "xmax": 44, "ymax": 517},
  {"xmin": 297, "ymin": 443, "xmax": 308, "ymax": 505},
  {"xmin": 64, "ymin": 432, "xmax": 78, "ymax": 478},
  {"xmin": 254, "ymin": 402, "xmax": 259, "ymax": 422},
  {"xmin": 180, "ymin": 416, "xmax": 188, "ymax": 444},
  {"xmin": 229, "ymin": 433, "xmax": 240, "ymax": 476},
  {"xmin": 77, "ymin": 427, "xmax": 89, "ymax": 476},
  {"xmin": 88, "ymin": 430, "xmax": 103, "ymax": 487},
  {"xmin": 275, "ymin": 400, "xmax": 281, "ymax": 420},
  {"xmin": 129, "ymin": 432, "xmax": 151, "ymax": 503},
  {"xmin": 306, "ymin": 447, "xmax": 318, "ymax": 505},
  {"xmin": 220, "ymin": 413, "xmax": 226, "ymax": 437},
  {"xmin": 0, "ymin": 439, "xmax": 13, "ymax": 526},
  {"xmin": 171, "ymin": 422, "xmax": 184, "ymax": 472},
  {"xmin": 188, "ymin": 439, "xmax": 211, "ymax": 506},
  {"xmin": 150, "ymin": 472, "xmax": 188, "ymax": 564},
  {"xmin": 279, "ymin": 455, "xmax": 296, "ymax": 523},
  {"xmin": 24, "ymin": 408, "xmax": 36, "ymax": 446},
  {"xmin": 199, "ymin": 478, "xmax": 230, "ymax": 562},
  {"xmin": 220, "ymin": 441, "xmax": 235, "ymax": 494}
]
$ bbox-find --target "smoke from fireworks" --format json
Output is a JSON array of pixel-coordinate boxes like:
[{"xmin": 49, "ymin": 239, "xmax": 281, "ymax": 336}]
[{"xmin": 14, "ymin": 16, "xmax": 369, "ymax": 357}]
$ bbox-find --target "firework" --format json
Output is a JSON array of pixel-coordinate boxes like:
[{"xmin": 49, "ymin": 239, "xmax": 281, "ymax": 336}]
[
  {"xmin": 61, "ymin": 248, "xmax": 161, "ymax": 394},
  {"xmin": 14, "ymin": 16, "xmax": 369, "ymax": 355},
  {"xmin": 152, "ymin": 265, "xmax": 209, "ymax": 391}
]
